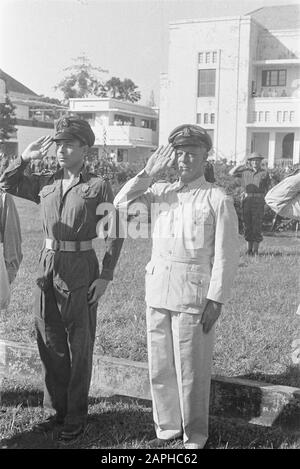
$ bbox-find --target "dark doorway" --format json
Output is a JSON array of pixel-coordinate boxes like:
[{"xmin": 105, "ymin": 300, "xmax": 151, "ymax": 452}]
[{"xmin": 282, "ymin": 133, "xmax": 294, "ymax": 159}]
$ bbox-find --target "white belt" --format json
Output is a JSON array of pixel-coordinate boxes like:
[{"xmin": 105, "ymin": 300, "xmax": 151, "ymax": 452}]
[{"xmin": 45, "ymin": 238, "xmax": 93, "ymax": 252}]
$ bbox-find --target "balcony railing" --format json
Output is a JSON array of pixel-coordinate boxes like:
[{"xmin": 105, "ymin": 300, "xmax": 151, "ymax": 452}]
[
  {"xmin": 248, "ymin": 98, "xmax": 300, "ymax": 126},
  {"xmin": 274, "ymin": 158, "xmax": 294, "ymax": 168}
]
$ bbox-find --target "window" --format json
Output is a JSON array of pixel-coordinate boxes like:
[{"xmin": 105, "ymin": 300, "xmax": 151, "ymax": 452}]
[
  {"xmin": 265, "ymin": 111, "xmax": 270, "ymax": 122},
  {"xmin": 196, "ymin": 113, "xmax": 201, "ymax": 124},
  {"xmin": 277, "ymin": 111, "xmax": 282, "ymax": 122},
  {"xmin": 77, "ymin": 113, "xmax": 95, "ymax": 125},
  {"xmin": 262, "ymin": 70, "xmax": 286, "ymax": 87},
  {"xmin": 114, "ymin": 114, "xmax": 135, "ymax": 126},
  {"xmin": 198, "ymin": 53, "xmax": 203, "ymax": 64},
  {"xmin": 210, "ymin": 113, "xmax": 215, "ymax": 124},
  {"xmin": 205, "ymin": 52, "xmax": 210, "ymax": 64},
  {"xmin": 283, "ymin": 111, "xmax": 288, "ymax": 122},
  {"xmin": 204, "ymin": 113, "xmax": 209, "ymax": 124},
  {"xmin": 290, "ymin": 111, "xmax": 295, "ymax": 122},
  {"xmin": 141, "ymin": 119, "xmax": 150, "ymax": 128},
  {"xmin": 198, "ymin": 69, "xmax": 216, "ymax": 97},
  {"xmin": 259, "ymin": 111, "xmax": 263, "ymax": 122},
  {"xmin": 212, "ymin": 51, "xmax": 217, "ymax": 63}
]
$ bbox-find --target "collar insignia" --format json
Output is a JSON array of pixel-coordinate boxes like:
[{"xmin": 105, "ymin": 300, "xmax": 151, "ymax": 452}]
[{"xmin": 182, "ymin": 127, "xmax": 191, "ymax": 137}]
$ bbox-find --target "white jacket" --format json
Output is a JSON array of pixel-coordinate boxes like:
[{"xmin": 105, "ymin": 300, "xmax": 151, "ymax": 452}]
[{"xmin": 114, "ymin": 172, "xmax": 239, "ymax": 314}]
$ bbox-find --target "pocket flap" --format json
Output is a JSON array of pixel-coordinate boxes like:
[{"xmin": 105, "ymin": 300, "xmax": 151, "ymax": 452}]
[{"xmin": 39, "ymin": 185, "xmax": 56, "ymax": 198}]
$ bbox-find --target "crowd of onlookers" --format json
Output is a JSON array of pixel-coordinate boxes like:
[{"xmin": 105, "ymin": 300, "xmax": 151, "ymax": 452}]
[{"xmin": 0, "ymin": 150, "xmax": 299, "ymax": 190}]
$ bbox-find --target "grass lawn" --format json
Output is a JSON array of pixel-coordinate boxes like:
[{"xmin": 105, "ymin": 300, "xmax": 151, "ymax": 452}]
[
  {"xmin": 0, "ymin": 196, "xmax": 300, "ymax": 450},
  {"xmin": 1, "ymin": 196, "xmax": 300, "ymax": 388}
]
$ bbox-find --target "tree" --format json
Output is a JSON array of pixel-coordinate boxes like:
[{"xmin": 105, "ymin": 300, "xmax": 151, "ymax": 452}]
[
  {"xmin": 104, "ymin": 77, "xmax": 141, "ymax": 103},
  {"xmin": 55, "ymin": 54, "xmax": 109, "ymax": 104},
  {"xmin": 103, "ymin": 77, "xmax": 123, "ymax": 99},
  {"xmin": 55, "ymin": 55, "xmax": 141, "ymax": 104},
  {"xmin": 0, "ymin": 94, "xmax": 17, "ymax": 143}
]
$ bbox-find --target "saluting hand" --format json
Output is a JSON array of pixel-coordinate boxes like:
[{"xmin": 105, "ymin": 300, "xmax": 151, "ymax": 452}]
[
  {"xmin": 201, "ymin": 299, "xmax": 222, "ymax": 334},
  {"xmin": 88, "ymin": 278, "xmax": 109, "ymax": 305},
  {"xmin": 144, "ymin": 144, "xmax": 176, "ymax": 177},
  {"xmin": 21, "ymin": 136, "xmax": 54, "ymax": 162}
]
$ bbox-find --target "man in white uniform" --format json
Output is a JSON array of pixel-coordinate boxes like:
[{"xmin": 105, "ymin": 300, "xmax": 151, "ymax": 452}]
[{"xmin": 114, "ymin": 124, "xmax": 239, "ymax": 449}]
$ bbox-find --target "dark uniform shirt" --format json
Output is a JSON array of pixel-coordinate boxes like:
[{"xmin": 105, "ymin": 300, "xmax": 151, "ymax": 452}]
[
  {"xmin": 0, "ymin": 157, "xmax": 123, "ymax": 292},
  {"xmin": 234, "ymin": 167, "xmax": 271, "ymax": 195}
]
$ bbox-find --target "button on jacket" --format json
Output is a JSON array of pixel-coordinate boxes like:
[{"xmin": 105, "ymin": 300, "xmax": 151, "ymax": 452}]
[{"xmin": 114, "ymin": 171, "xmax": 239, "ymax": 313}]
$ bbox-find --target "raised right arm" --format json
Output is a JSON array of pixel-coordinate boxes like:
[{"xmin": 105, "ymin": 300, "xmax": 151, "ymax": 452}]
[
  {"xmin": 0, "ymin": 136, "xmax": 54, "ymax": 204},
  {"xmin": 0, "ymin": 156, "xmax": 41, "ymax": 204},
  {"xmin": 228, "ymin": 163, "xmax": 247, "ymax": 177},
  {"xmin": 114, "ymin": 144, "xmax": 175, "ymax": 212}
]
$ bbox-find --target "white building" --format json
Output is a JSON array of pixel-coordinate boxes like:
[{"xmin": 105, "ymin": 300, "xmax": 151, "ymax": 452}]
[
  {"xmin": 69, "ymin": 98, "xmax": 159, "ymax": 165},
  {"xmin": 159, "ymin": 4, "xmax": 300, "ymax": 168},
  {"xmin": 0, "ymin": 69, "xmax": 66, "ymax": 155}
]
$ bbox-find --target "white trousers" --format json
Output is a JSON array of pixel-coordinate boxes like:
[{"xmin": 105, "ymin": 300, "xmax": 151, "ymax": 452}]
[{"xmin": 146, "ymin": 306, "xmax": 215, "ymax": 448}]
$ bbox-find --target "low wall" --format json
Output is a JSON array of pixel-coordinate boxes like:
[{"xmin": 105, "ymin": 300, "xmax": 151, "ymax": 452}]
[{"xmin": 0, "ymin": 339, "xmax": 299, "ymax": 431}]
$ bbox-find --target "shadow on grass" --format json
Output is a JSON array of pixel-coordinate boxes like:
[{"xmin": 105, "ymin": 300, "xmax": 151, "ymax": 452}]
[
  {"xmin": 0, "ymin": 386, "xmax": 43, "ymax": 408},
  {"xmin": 232, "ymin": 365, "xmax": 300, "ymax": 434},
  {"xmin": 0, "ymin": 393, "xmax": 154, "ymax": 450}
]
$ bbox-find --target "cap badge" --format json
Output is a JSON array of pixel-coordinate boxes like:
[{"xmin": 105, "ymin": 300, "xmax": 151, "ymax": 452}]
[
  {"xmin": 59, "ymin": 117, "xmax": 70, "ymax": 130},
  {"xmin": 182, "ymin": 127, "xmax": 191, "ymax": 137}
]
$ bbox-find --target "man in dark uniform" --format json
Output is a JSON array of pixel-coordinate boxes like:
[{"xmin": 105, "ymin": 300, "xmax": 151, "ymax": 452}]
[
  {"xmin": 0, "ymin": 117, "xmax": 123, "ymax": 440},
  {"xmin": 229, "ymin": 152, "xmax": 271, "ymax": 255}
]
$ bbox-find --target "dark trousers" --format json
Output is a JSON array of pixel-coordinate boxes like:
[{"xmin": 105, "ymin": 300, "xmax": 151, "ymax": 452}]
[
  {"xmin": 242, "ymin": 197, "xmax": 265, "ymax": 243},
  {"xmin": 34, "ymin": 280, "xmax": 97, "ymax": 425}
]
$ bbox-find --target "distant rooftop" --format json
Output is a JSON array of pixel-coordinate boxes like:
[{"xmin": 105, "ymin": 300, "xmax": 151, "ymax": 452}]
[
  {"xmin": 0, "ymin": 69, "xmax": 38, "ymax": 97},
  {"xmin": 248, "ymin": 4, "xmax": 300, "ymax": 30}
]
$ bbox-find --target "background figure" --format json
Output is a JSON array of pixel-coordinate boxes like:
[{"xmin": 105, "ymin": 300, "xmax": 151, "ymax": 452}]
[
  {"xmin": 114, "ymin": 124, "xmax": 239, "ymax": 449},
  {"xmin": 204, "ymin": 160, "xmax": 215, "ymax": 183},
  {"xmin": 229, "ymin": 152, "xmax": 271, "ymax": 255}
]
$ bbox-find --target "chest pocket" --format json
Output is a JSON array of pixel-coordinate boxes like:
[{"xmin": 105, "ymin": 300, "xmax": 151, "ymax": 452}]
[
  {"xmin": 77, "ymin": 184, "xmax": 99, "ymax": 200},
  {"xmin": 39, "ymin": 185, "xmax": 57, "ymax": 208}
]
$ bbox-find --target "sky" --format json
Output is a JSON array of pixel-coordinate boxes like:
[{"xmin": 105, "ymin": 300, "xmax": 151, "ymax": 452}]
[{"xmin": 0, "ymin": 0, "xmax": 299, "ymax": 104}]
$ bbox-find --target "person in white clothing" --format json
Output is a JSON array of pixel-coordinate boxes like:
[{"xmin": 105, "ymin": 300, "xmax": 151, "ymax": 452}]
[{"xmin": 114, "ymin": 124, "xmax": 239, "ymax": 449}]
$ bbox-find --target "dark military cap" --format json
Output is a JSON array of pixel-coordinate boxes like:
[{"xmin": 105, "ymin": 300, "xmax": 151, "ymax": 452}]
[
  {"xmin": 53, "ymin": 116, "xmax": 95, "ymax": 147},
  {"xmin": 247, "ymin": 152, "xmax": 264, "ymax": 161},
  {"xmin": 168, "ymin": 124, "xmax": 212, "ymax": 151}
]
